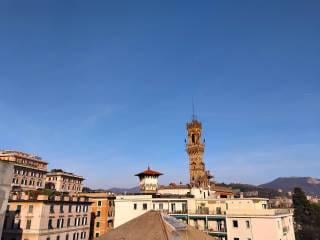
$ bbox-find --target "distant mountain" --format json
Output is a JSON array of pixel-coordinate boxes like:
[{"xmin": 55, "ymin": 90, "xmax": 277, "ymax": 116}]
[
  {"xmin": 107, "ymin": 186, "xmax": 140, "ymax": 194},
  {"xmin": 259, "ymin": 177, "xmax": 320, "ymax": 196}
]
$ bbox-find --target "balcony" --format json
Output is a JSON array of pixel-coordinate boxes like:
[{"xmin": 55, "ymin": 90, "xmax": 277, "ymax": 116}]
[
  {"xmin": 205, "ymin": 227, "xmax": 226, "ymax": 233},
  {"xmin": 169, "ymin": 210, "xmax": 188, "ymax": 214}
]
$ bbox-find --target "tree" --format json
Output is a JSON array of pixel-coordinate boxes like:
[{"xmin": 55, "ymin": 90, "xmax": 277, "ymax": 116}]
[{"xmin": 292, "ymin": 187, "xmax": 320, "ymax": 240}]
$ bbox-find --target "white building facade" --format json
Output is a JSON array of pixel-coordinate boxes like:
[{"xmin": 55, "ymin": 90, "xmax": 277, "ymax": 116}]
[
  {"xmin": 113, "ymin": 194, "xmax": 295, "ymax": 240},
  {"xmin": 226, "ymin": 208, "xmax": 295, "ymax": 240}
]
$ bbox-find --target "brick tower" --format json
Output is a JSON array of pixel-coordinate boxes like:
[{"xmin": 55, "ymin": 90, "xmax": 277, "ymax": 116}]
[{"xmin": 186, "ymin": 116, "xmax": 212, "ymax": 187}]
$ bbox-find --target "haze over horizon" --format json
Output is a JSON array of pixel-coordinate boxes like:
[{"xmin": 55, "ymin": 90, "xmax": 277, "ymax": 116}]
[{"xmin": 1, "ymin": 1, "xmax": 319, "ymax": 188}]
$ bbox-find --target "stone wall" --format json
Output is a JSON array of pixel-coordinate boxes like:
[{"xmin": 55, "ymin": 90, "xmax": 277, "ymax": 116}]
[{"xmin": 0, "ymin": 161, "xmax": 14, "ymax": 239}]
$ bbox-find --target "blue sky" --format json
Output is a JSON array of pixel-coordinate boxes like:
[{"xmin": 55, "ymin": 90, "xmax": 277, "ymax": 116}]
[{"xmin": 0, "ymin": 1, "xmax": 319, "ymax": 188}]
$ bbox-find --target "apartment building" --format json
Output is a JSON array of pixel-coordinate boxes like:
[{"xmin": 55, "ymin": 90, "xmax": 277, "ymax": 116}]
[
  {"xmin": 2, "ymin": 193, "xmax": 92, "ymax": 240},
  {"xmin": 226, "ymin": 208, "xmax": 295, "ymax": 240},
  {"xmin": 45, "ymin": 169, "xmax": 84, "ymax": 194},
  {"xmin": 114, "ymin": 194, "xmax": 227, "ymax": 239},
  {"xmin": 77, "ymin": 192, "xmax": 115, "ymax": 239},
  {"xmin": 0, "ymin": 161, "xmax": 14, "ymax": 239},
  {"xmin": 0, "ymin": 150, "xmax": 48, "ymax": 190},
  {"xmin": 113, "ymin": 194, "xmax": 295, "ymax": 240}
]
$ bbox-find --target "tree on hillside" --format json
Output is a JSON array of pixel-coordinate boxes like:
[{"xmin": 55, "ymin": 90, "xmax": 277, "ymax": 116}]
[{"xmin": 292, "ymin": 187, "xmax": 320, "ymax": 240}]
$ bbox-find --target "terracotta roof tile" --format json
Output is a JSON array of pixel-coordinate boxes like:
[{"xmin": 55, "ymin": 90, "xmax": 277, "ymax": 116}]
[
  {"xmin": 135, "ymin": 167, "xmax": 163, "ymax": 177},
  {"xmin": 99, "ymin": 211, "xmax": 214, "ymax": 240}
]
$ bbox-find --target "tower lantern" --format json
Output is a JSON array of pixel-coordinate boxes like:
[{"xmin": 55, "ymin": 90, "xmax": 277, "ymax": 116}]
[
  {"xmin": 186, "ymin": 117, "xmax": 213, "ymax": 187},
  {"xmin": 135, "ymin": 166, "xmax": 163, "ymax": 193}
]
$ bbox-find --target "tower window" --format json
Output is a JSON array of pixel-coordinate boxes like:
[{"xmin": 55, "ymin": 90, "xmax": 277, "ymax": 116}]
[{"xmin": 192, "ymin": 134, "xmax": 195, "ymax": 143}]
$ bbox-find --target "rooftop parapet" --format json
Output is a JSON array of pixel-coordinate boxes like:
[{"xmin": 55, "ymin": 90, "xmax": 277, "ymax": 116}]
[
  {"xmin": 0, "ymin": 150, "xmax": 47, "ymax": 164},
  {"xmin": 9, "ymin": 192, "xmax": 90, "ymax": 202},
  {"xmin": 47, "ymin": 169, "xmax": 84, "ymax": 180},
  {"xmin": 226, "ymin": 208, "xmax": 293, "ymax": 217}
]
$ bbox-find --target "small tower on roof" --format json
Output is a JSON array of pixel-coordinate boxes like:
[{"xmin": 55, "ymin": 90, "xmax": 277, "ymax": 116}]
[{"xmin": 135, "ymin": 166, "xmax": 163, "ymax": 193}]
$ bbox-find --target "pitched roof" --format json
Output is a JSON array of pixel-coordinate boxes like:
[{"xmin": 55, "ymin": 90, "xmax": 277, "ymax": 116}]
[
  {"xmin": 99, "ymin": 211, "xmax": 214, "ymax": 240},
  {"xmin": 135, "ymin": 167, "xmax": 163, "ymax": 177}
]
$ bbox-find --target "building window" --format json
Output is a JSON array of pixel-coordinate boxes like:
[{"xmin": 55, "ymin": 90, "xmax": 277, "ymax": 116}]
[
  {"xmin": 143, "ymin": 203, "xmax": 147, "ymax": 210},
  {"xmin": 95, "ymin": 233, "xmax": 99, "ymax": 238},
  {"xmin": 74, "ymin": 218, "xmax": 80, "ymax": 226},
  {"xmin": 96, "ymin": 211, "xmax": 101, "ymax": 217},
  {"xmin": 59, "ymin": 219, "xmax": 64, "ymax": 228},
  {"xmin": 26, "ymin": 220, "xmax": 32, "ymax": 230},
  {"xmin": 234, "ymin": 238, "xmax": 239, "ymax": 240},
  {"xmin": 67, "ymin": 218, "xmax": 71, "ymax": 227},
  {"xmin": 246, "ymin": 220, "xmax": 250, "ymax": 228},
  {"xmin": 171, "ymin": 203, "xmax": 176, "ymax": 213},
  {"xmin": 47, "ymin": 238, "xmax": 50, "ymax": 240},
  {"xmin": 83, "ymin": 206, "xmax": 88, "ymax": 212},
  {"xmin": 50, "ymin": 205, "xmax": 54, "ymax": 213},
  {"xmin": 216, "ymin": 207, "xmax": 222, "ymax": 214},
  {"xmin": 159, "ymin": 203, "xmax": 163, "ymax": 210},
  {"xmin": 27, "ymin": 205, "xmax": 33, "ymax": 214},
  {"xmin": 108, "ymin": 220, "xmax": 113, "ymax": 228},
  {"xmin": 69, "ymin": 205, "xmax": 72, "ymax": 213},
  {"xmin": 82, "ymin": 217, "xmax": 87, "ymax": 225},
  {"xmin": 76, "ymin": 205, "xmax": 81, "ymax": 212},
  {"xmin": 233, "ymin": 220, "xmax": 238, "ymax": 228},
  {"xmin": 96, "ymin": 222, "xmax": 100, "ymax": 228},
  {"xmin": 56, "ymin": 236, "xmax": 60, "ymax": 240},
  {"xmin": 48, "ymin": 219, "xmax": 53, "ymax": 229},
  {"xmin": 133, "ymin": 203, "xmax": 137, "ymax": 210},
  {"xmin": 97, "ymin": 201, "xmax": 102, "ymax": 206},
  {"xmin": 66, "ymin": 234, "xmax": 69, "ymax": 240},
  {"xmin": 182, "ymin": 203, "xmax": 187, "ymax": 213},
  {"xmin": 16, "ymin": 205, "xmax": 21, "ymax": 213},
  {"xmin": 60, "ymin": 205, "xmax": 64, "ymax": 213}
]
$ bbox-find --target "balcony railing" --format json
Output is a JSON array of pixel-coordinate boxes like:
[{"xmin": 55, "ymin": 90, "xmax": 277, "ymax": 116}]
[
  {"xmin": 188, "ymin": 210, "xmax": 226, "ymax": 215},
  {"xmin": 205, "ymin": 227, "xmax": 227, "ymax": 233},
  {"xmin": 166, "ymin": 210, "xmax": 188, "ymax": 214}
]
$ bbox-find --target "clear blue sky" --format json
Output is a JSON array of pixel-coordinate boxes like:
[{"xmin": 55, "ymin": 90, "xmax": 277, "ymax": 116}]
[{"xmin": 0, "ymin": 1, "xmax": 319, "ymax": 188}]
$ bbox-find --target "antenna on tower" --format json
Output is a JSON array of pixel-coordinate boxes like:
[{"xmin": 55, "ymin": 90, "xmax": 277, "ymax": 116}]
[{"xmin": 192, "ymin": 97, "xmax": 196, "ymax": 120}]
